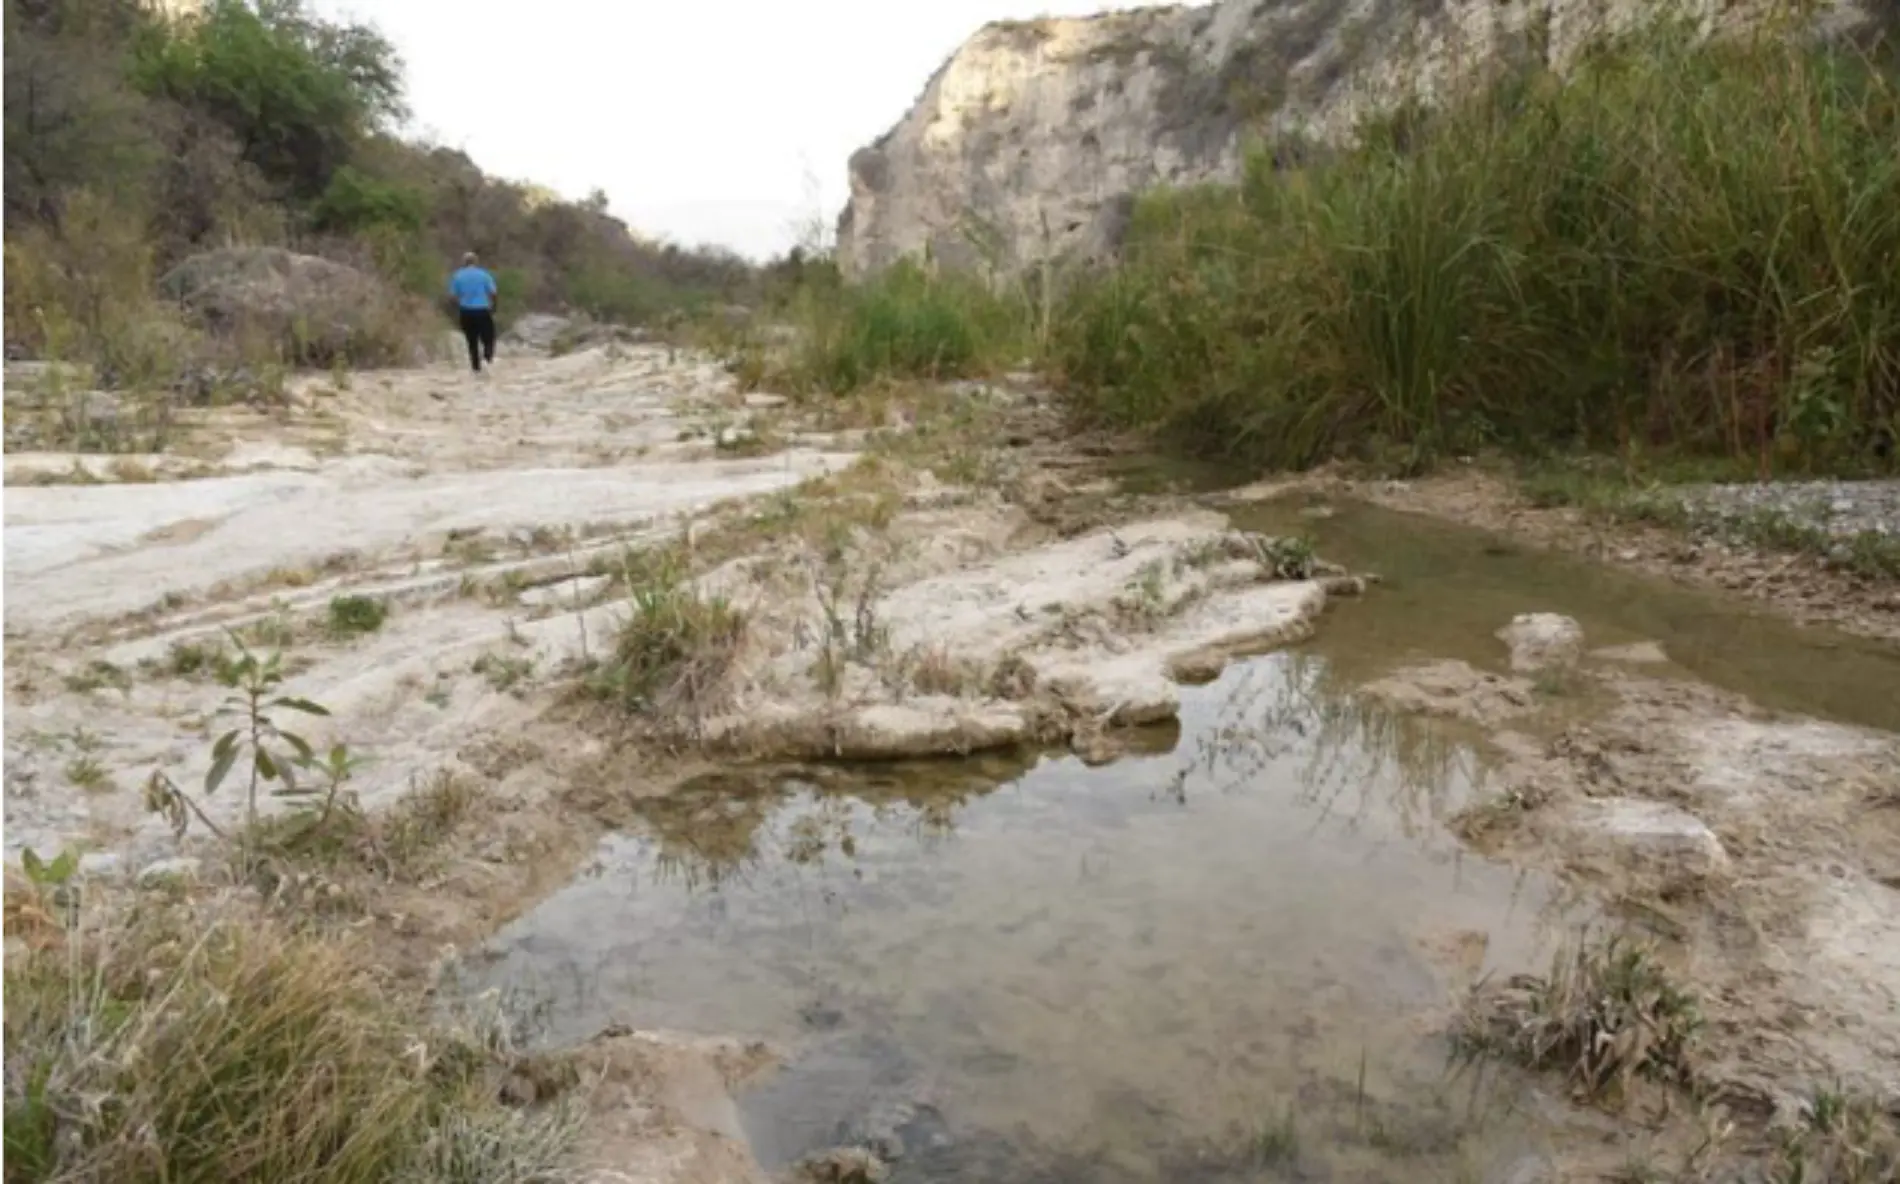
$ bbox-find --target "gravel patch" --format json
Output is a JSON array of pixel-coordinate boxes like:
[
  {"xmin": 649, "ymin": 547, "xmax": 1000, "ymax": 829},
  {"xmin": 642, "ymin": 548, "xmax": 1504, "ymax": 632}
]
[{"xmin": 1668, "ymin": 480, "xmax": 1900, "ymax": 540}]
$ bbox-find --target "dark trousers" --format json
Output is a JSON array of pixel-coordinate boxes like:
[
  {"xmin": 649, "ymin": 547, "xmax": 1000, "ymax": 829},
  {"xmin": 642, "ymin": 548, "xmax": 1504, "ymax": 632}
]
[{"xmin": 458, "ymin": 307, "xmax": 496, "ymax": 371}]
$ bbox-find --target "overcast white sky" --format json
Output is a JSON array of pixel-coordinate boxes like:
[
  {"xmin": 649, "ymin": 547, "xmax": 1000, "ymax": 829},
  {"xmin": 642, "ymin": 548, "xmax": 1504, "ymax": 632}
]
[{"xmin": 312, "ymin": 1, "xmax": 1151, "ymax": 261}]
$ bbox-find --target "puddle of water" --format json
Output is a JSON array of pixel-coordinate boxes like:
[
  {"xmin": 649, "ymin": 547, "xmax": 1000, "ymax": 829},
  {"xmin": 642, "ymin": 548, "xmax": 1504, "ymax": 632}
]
[
  {"xmin": 475, "ymin": 653, "xmax": 1601, "ymax": 1182},
  {"xmin": 1229, "ymin": 498, "xmax": 1900, "ymax": 734}
]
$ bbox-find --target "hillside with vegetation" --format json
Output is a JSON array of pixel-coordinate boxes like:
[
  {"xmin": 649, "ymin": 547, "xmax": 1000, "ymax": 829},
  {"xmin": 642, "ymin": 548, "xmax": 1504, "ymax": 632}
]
[
  {"xmin": 769, "ymin": 8, "xmax": 1900, "ymax": 491},
  {"xmin": 3, "ymin": 0, "xmax": 757, "ymax": 387}
]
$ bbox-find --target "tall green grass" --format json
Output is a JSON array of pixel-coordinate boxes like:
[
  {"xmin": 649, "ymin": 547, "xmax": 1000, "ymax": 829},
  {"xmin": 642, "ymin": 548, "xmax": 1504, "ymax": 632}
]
[
  {"xmin": 1052, "ymin": 18, "xmax": 1900, "ymax": 474},
  {"xmin": 772, "ymin": 258, "xmax": 1030, "ymax": 394}
]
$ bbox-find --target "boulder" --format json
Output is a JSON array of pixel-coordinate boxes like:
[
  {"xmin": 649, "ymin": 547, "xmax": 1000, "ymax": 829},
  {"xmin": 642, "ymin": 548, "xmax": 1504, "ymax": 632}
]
[
  {"xmin": 1496, "ymin": 613, "xmax": 1584, "ymax": 673},
  {"xmin": 502, "ymin": 312, "xmax": 573, "ymax": 351},
  {"xmin": 161, "ymin": 247, "xmax": 411, "ymax": 366}
]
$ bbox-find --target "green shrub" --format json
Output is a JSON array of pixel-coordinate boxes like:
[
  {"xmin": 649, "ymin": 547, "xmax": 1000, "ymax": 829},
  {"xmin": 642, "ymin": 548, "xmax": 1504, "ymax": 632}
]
[
  {"xmin": 130, "ymin": 0, "xmax": 404, "ymax": 201},
  {"xmin": 326, "ymin": 594, "xmax": 388, "ymax": 636},
  {"xmin": 1053, "ymin": 19, "xmax": 1900, "ymax": 475},
  {"xmin": 314, "ymin": 165, "xmax": 426, "ymax": 235}
]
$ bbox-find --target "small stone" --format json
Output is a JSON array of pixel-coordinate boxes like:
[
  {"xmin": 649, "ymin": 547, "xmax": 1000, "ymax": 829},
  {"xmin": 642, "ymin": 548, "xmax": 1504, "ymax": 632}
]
[
  {"xmin": 1591, "ymin": 640, "xmax": 1669, "ymax": 665},
  {"xmin": 517, "ymin": 574, "xmax": 611, "ymax": 609},
  {"xmin": 1490, "ymin": 1155, "xmax": 1558, "ymax": 1184},
  {"xmin": 791, "ymin": 1147, "xmax": 889, "ymax": 1183},
  {"xmin": 1562, "ymin": 798, "xmax": 1728, "ymax": 888},
  {"xmin": 137, "ymin": 856, "xmax": 203, "ymax": 886},
  {"xmin": 1495, "ymin": 613, "xmax": 1584, "ymax": 673},
  {"xmin": 79, "ymin": 851, "xmax": 125, "ymax": 879}
]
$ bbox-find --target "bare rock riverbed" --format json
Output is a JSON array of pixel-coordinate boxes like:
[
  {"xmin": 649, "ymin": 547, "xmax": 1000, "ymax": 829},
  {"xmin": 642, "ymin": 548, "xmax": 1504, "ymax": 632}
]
[{"xmin": 7, "ymin": 338, "xmax": 1899, "ymax": 1180}]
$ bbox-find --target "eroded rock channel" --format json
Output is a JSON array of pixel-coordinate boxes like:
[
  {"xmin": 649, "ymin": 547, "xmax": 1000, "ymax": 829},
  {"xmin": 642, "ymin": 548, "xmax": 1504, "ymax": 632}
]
[{"xmin": 7, "ymin": 342, "xmax": 1898, "ymax": 1181}]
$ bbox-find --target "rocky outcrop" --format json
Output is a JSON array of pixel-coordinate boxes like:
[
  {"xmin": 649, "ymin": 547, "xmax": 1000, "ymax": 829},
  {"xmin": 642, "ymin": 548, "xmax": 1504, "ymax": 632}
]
[
  {"xmin": 837, "ymin": 0, "xmax": 1881, "ymax": 278},
  {"xmin": 161, "ymin": 246, "xmax": 420, "ymax": 366}
]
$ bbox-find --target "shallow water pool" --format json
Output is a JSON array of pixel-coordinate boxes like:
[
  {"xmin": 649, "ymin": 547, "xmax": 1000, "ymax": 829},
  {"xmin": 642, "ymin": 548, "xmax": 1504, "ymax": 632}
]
[{"xmin": 475, "ymin": 651, "xmax": 1602, "ymax": 1181}]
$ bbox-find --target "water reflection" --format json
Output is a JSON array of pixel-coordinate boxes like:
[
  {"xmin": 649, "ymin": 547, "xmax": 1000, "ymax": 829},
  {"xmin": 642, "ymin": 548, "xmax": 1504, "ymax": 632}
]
[
  {"xmin": 633, "ymin": 651, "xmax": 1492, "ymax": 896},
  {"xmin": 636, "ymin": 753, "xmax": 1034, "ymax": 892},
  {"xmin": 483, "ymin": 648, "xmax": 1588, "ymax": 1182},
  {"xmin": 1168, "ymin": 651, "xmax": 1489, "ymax": 836}
]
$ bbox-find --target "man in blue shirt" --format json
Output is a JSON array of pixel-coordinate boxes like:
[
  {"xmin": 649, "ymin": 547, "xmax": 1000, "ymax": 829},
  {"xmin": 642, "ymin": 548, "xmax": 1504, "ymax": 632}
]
[{"xmin": 447, "ymin": 252, "xmax": 499, "ymax": 374}]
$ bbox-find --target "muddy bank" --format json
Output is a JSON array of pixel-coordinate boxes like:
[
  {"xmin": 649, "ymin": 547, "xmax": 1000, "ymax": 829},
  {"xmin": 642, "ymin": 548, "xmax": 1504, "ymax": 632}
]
[
  {"xmin": 1360, "ymin": 619, "xmax": 1900, "ymax": 1121},
  {"xmin": 1310, "ymin": 467, "xmax": 1900, "ymax": 644}
]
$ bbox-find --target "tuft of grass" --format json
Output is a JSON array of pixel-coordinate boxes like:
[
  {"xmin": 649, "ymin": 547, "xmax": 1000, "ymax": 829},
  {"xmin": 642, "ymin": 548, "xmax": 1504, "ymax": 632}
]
[
  {"xmin": 1453, "ymin": 933, "xmax": 1702, "ymax": 1104},
  {"xmin": 63, "ymin": 754, "xmax": 114, "ymax": 794},
  {"xmin": 327, "ymin": 594, "xmax": 390, "ymax": 637},
  {"xmin": 472, "ymin": 652, "xmax": 535, "ymax": 696},
  {"xmin": 1052, "ymin": 16, "xmax": 1900, "ymax": 478},
  {"xmin": 158, "ymin": 638, "xmax": 239, "ymax": 682},
  {"xmin": 1, "ymin": 902, "xmax": 578, "ymax": 1182},
  {"xmin": 586, "ymin": 549, "xmax": 746, "ymax": 732},
  {"xmin": 244, "ymin": 768, "xmax": 484, "ymax": 886},
  {"xmin": 1250, "ymin": 1102, "xmax": 1301, "ymax": 1169},
  {"xmin": 62, "ymin": 660, "xmax": 132, "ymax": 696},
  {"xmin": 1773, "ymin": 1085, "xmax": 1900, "ymax": 1184}
]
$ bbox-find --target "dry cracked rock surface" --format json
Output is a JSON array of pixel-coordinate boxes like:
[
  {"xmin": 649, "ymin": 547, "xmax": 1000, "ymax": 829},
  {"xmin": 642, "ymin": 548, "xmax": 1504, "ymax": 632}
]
[
  {"xmin": 3, "ymin": 336, "xmax": 1366, "ymax": 1183},
  {"xmin": 10, "ymin": 336, "xmax": 1899, "ymax": 1179},
  {"xmin": 1363, "ymin": 614, "xmax": 1900, "ymax": 1119}
]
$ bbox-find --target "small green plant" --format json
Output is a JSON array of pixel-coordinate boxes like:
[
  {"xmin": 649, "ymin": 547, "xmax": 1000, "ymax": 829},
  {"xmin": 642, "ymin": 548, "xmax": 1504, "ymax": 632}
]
[
  {"xmin": 239, "ymin": 609, "xmax": 300, "ymax": 651},
  {"xmin": 1258, "ymin": 535, "xmax": 1318, "ymax": 580},
  {"xmin": 8, "ymin": 847, "xmax": 84, "ymax": 947},
  {"xmin": 18, "ymin": 847, "xmax": 80, "ymax": 891},
  {"xmin": 1771, "ymin": 1085, "xmax": 1900, "ymax": 1184},
  {"xmin": 64, "ymin": 754, "xmax": 113, "ymax": 794},
  {"xmin": 326, "ymin": 594, "xmax": 389, "ymax": 637},
  {"xmin": 811, "ymin": 555, "xmax": 888, "ymax": 697},
  {"xmin": 143, "ymin": 637, "xmax": 332, "ymax": 867},
  {"xmin": 161, "ymin": 639, "xmax": 239, "ymax": 681}
]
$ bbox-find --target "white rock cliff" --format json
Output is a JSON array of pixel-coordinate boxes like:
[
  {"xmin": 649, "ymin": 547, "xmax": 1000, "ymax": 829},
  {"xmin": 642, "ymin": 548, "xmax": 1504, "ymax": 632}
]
[{"xmin": 836, "ymin": 0, "xmax": 1880, "ymax": 278}]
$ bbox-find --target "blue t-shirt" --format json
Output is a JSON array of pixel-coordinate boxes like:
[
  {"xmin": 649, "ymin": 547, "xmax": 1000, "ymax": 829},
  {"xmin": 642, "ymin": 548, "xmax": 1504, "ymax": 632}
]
[{"xmin": 448, "ymin": 266, "xmax": 497, "ymax": 310}]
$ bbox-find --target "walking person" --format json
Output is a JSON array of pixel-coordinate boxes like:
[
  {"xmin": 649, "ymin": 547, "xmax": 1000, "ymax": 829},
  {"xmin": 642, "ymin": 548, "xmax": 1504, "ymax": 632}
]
[{"xmin": 448, "ymin": 251, "xmax": 499, "ymax": 374}]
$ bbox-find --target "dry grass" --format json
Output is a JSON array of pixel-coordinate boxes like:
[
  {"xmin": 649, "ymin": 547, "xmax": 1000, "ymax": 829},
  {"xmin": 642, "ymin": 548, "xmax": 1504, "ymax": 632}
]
[
  {"xmin": 1453, "ymin": 932, "xmax": 1702, "ymax": 1105},
  {"xmin": 586, "ymin": 548, "xmax": 747, "ymax": 735},
  {"xmin": 241, "ymin": 768, "xmax": 488, "ymax": 889},
  {"xmin": 1771, "ymin": 1087, "xmax": 1900, "ymax": 1184},
  {"xmin": 2, "ymin": 896, "xmax": 578, "ymax": 1182}
]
